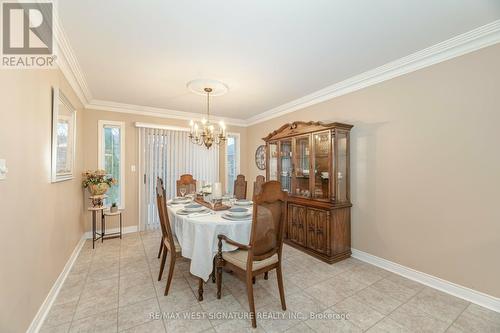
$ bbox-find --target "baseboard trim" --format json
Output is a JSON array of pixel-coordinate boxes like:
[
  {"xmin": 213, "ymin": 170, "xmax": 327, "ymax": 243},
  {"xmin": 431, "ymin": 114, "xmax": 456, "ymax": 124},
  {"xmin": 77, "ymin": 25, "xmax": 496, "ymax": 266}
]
[
  {"xmin": 351, "ymin": 248, "xmax": 500, "ymax": 313},
  {"xmin": 27, "ymin": 234, "xmax": 87, "ymax": 333},
  {"xmin": 84, "ymin": 225, "xmax": 138, "ymax": 239}
]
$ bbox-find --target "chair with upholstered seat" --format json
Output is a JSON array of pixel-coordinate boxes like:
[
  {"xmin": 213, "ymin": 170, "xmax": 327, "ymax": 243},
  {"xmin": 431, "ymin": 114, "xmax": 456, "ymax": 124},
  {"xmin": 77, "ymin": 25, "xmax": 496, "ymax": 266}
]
[
  {"xmin": 158, "ymin": 173, "xmax": 193, "ymax": 259},
  {"xmin": 233, "ymin": 174, "xmax": 247, "ymax": 199},
  {"xmin": 156, "ymin": 177, "xmax": 182, "ymax": 296},
  {"xmin": 216, "ymin": 180, "xmax": 287, "ymax": 328}
]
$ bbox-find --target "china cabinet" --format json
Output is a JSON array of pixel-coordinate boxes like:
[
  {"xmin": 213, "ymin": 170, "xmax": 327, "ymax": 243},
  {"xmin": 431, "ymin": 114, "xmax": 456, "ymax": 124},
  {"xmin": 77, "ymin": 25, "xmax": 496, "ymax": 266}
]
[{"xmin": 263, "ymin": 121, "xmax": 353, "ymax": 263}]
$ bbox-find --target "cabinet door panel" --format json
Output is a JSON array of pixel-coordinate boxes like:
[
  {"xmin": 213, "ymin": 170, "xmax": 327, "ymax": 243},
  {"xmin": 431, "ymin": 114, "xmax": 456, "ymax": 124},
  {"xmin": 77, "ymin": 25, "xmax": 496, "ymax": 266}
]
[
  {"xmin": 288, "ymin": 204, "xmax": 306, "ymax": 246},
  {"xmin": 306, "ymin": 208, "xmax": 330, "ymax": 254}
]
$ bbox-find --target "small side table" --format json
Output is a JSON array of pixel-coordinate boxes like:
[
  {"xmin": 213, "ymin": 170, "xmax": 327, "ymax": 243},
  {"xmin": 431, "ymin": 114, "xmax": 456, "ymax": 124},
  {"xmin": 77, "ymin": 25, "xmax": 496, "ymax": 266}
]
[
  {"xmin": 88, "ymin": 206, "xmax": 105, "ymax": 249},
  {"xmin": 102, "ymin": 210, "xmax": 123, "ymax": 242}
]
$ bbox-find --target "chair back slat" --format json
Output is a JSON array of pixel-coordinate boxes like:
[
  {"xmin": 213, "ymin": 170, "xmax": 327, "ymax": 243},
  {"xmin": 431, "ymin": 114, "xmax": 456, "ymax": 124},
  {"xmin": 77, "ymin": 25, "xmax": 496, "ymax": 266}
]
[
  {"xmin": 234, "ymin": 174, "xmax": 247, "ymax": 200},
  {"xmin": 176, "ymin": 174, "xmax": 196, "ymax": 196},
  {"xmin": 249, "ymin": 181, "xmax": 287, "ymax": 261},
  {"xmin": 156, "ymin": 177, "xmax": 176, "ymax": 252}
]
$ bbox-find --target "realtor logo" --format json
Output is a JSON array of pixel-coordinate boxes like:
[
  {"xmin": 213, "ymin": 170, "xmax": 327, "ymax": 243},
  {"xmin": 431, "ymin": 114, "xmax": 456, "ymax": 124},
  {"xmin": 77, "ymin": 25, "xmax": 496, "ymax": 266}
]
[{"xmin": 1, "ymin": 1, "xmax": 56, "ymax": 68}]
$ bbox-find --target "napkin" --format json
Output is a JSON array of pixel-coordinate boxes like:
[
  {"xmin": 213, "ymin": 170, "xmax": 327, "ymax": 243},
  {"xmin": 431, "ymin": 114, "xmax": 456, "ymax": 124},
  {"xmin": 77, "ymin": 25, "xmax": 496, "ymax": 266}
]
[{"xmin": 188, "ymin": 212, "xmax": 212, "ymax": 218}]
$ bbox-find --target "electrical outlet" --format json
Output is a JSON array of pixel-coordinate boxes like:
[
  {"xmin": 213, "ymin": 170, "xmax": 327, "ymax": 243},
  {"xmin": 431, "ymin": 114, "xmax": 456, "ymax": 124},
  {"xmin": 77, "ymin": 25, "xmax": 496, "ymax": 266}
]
[
  {"xmin": 131, "ymin": 165, "xmax": 136, "ymax": 172},
  {"xmin": 0, "ymin": 159, "xmax": 7, "ymax": 180}
]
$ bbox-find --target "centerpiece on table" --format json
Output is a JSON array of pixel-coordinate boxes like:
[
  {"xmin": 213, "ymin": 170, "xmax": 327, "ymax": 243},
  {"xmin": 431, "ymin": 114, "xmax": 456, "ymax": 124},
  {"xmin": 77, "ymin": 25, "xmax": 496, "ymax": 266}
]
[{"xmin": 82, "ymin": 169, "xmax": 117, "ymax": 208}]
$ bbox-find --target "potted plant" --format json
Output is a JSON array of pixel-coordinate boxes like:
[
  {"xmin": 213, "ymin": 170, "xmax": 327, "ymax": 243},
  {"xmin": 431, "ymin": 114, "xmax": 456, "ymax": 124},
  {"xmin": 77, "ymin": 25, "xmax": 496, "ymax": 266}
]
[
  {"xmin": 110, "ymin": 202, "xmax": 118, "ymax": 213},
  {"xmin": 82, "ymin": 169, "xmax": 117, "ymax": 207}
]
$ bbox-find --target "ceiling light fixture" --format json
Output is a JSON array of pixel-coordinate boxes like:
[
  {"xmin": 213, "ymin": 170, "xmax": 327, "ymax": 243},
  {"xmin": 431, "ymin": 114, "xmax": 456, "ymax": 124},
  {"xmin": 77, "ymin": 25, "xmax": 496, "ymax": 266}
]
[{"xmin": 187, "ymin": 79, "xmax": 228, "ymax": 149}]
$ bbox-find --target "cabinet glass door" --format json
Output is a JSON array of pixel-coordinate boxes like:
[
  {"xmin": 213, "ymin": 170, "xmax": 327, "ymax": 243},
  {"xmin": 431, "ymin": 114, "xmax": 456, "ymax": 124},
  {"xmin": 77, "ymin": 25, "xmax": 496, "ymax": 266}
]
[
  {"xmin": 279, "ymin": 140, "xmax": 292, "ymax": 193},
  {"xmin": 294, "ymin": 136, "xmax": 311, "ymax": 197},
  {"xmin": 268, "ymin": 142, "xmax": 278, "ymax": 181},
  {"xmin": 312, "ymin": 131, "xmax": 330, "ymax": 200},
  {"xmin": 333, "ymin": 130, "xmax": 349, "ymax": 203}
]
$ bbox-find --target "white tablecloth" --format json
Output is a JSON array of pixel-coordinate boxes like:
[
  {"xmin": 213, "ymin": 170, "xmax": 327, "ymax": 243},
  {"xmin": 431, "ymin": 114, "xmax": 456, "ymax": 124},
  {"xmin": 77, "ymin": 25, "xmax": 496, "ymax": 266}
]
[{"xmin": 166, "ymin": 203, "xmax": 252, "ymax": 281}]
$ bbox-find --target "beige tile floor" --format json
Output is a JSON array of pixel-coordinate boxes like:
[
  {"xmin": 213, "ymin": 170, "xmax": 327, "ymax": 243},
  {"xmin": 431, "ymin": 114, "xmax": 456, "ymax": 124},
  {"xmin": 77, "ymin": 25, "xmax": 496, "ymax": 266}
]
[{"xmin": 40, "ymin": 231, "xmax": 500, "ymax": 333}]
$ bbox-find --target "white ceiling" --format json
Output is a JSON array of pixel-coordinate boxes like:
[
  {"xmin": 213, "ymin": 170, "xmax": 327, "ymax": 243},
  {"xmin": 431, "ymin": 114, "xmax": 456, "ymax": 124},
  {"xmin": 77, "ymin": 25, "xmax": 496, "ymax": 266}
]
[{"xmin": 59, "ymin": 0, "xmax": 500, "ymax": 120}]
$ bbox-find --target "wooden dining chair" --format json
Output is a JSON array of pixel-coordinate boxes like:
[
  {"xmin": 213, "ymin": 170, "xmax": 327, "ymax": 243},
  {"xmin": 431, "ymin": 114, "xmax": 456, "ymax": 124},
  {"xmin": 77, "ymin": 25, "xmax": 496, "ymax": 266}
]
[
  {"xmin": 233, "ymin": 174, "xmax": 247, "ymax": 199},
  {"xmin": 216, "ymin": 181, "xmax": 287, "ymax": 328},
  {"xmin": 176, "ymin": 174, "xmax": 196, "ymax": 196},
  {"xmin": 253, "ymin": 175, "xmax": 265, "ymax": 198},
  {"xmin": 156, "ymin": 177, "xmax": 182, "ymax": 296}
]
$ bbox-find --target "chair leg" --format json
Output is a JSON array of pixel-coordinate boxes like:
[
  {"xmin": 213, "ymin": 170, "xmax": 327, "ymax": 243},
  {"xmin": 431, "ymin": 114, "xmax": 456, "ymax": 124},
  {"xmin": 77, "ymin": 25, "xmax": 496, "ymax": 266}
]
[
  {"xmin": 211, "ymin": 258, "xmax": 216, "ymax": 283},
  {"xmin": 157, "ymin": 238, "xmax": 163, "ymax": 259},
  {"xmin": 216, "ymin": 266, "xmax": 222, "ymax": 299},
  {"xmin": 158, "ymin": 246, "xmax": 167, "ymax": 281},
  {"xmin": 264, "ymin": 272, "xmax": 269, "ymax": 280},
  {"xmin": 246, "ymin": 273, "xmax": 257, "ymax": 328},
  {"xmin": 164, "ymin": 254, "xmax": 176, "ymax": 296},
  {"xmin": 276, "ymin": 265, "xmax": 286, "ymax": 311}
]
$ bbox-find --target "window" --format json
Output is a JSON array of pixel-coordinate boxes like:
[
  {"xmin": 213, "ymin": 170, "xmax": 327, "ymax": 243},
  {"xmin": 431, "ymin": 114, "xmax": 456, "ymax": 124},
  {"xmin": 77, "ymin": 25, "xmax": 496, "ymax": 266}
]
[
  {"xmin": 225, "ymin": 133, "xmax": 240, "ymax": 194},
  {"xmin": 98, "ymin": 120, "xmax": 125, "ymax": 208}
]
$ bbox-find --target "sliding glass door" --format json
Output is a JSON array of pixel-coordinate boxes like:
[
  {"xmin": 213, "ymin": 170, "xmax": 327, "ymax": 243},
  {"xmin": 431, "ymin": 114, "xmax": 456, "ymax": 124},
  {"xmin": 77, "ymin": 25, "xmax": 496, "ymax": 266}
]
[{"xmin": 138, "ymin": 127, "xmax": 219, "ymax": 230}]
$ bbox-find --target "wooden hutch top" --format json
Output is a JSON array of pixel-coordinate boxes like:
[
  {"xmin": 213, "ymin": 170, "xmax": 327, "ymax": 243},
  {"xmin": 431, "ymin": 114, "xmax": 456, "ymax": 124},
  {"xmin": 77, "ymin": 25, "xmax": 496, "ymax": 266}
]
[{"xmin": 263, "ymin": 121, "xmax": 353, "ymax": 142}]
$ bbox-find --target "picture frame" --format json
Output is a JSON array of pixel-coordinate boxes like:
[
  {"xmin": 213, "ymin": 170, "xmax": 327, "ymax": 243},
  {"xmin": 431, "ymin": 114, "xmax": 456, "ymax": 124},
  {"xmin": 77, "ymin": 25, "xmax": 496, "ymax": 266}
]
[{"xmin": 51, "ymin": 87, "xmax": 76, "ymax": 182}]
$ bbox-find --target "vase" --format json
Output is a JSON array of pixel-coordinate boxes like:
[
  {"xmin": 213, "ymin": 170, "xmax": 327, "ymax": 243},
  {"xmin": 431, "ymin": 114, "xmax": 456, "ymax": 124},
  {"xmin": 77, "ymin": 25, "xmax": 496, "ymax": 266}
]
[{"xmin": 88, "ymin": 183, "xmax": 109, "ymax": 196}]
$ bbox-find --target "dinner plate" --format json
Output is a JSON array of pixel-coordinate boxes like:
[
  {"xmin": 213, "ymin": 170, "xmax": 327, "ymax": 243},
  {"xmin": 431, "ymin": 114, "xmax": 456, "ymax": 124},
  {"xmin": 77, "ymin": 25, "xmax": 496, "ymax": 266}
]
[
  {"xmin": 177, "ymin": 208, "xmax": 210, "ymax": 215},
  {"xmin": 221, "ymin": 213, "xmax": 252, "ymax": 221},
  {"xmin": 234, "ymin": 200, "xmax": 253, "ymax": 206}
]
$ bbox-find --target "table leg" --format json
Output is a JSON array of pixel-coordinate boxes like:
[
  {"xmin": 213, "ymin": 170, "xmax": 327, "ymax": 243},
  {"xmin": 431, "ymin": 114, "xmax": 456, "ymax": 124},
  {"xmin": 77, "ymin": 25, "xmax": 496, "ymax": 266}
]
[
  {"xmin": 92, "ymin": 211, "xmax": 96, "ymax": 249},
  {"xmin": 101, "ymin": 211, "xmax": 105, "ymax": 243},
  {"xmin": 198, "ymin": 278, "xmax": 204, "ymax": 301}
]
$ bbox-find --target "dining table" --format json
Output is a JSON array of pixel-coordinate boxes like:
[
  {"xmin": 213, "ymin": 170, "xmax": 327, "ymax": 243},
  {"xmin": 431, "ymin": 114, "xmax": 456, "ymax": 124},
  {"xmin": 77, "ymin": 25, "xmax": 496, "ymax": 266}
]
[{"xmin": 166, "ymin": 199, "xmax": 253, "ymax": 300}]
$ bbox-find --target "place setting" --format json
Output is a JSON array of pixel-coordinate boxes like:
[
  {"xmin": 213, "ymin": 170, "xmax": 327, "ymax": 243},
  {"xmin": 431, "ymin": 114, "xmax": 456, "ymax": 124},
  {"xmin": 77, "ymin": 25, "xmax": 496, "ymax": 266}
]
[
  {"xmin": 176, "ymin": 203, "xmax": 212, "ymax": 217},
  {"xmin": 221, "ymin": 206, "xmax": 253, "ymax": 221},
  {"xmin": 167, "ymin": 196, "xmax": 191, "ymax": 206},
  {"xmin": 233, "ymin": 199, "xmax": 253, "ymax": 207}
]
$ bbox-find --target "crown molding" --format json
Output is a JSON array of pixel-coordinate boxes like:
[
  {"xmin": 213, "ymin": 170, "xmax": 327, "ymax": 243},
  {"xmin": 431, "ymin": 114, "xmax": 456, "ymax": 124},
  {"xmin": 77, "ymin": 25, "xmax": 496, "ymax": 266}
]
[
  {"xmin": 56, "ymin": 15, "xmax": 499, "ymax": 128},
  {"xmin": 86, "ymin": 99, "xmax": 248, "ymax": 127},
  {"xmin": 245, "ymin": 19, "xmax": 500, "ymax": 126},
  {"xmin": 53, "ymin": 8, "xmax": 92, "ymax": 106}
]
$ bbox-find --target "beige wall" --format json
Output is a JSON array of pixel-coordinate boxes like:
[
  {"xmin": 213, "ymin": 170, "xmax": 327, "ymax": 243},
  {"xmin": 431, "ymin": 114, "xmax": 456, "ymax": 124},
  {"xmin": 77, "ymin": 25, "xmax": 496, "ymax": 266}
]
[
  {"xmin": 0, "ymin": 70, "xmax": 85, "ymax": 332},
  {"xmin": 0, "ymin": 42, "xmax": 498, "ymax": 333},
  {"xmin": 82, "ymin": 109, "xmax": 248, "ymax": 231},
  {"xmin": 246, "ymin": 44, "xmax": 500, "ymax": 297}
]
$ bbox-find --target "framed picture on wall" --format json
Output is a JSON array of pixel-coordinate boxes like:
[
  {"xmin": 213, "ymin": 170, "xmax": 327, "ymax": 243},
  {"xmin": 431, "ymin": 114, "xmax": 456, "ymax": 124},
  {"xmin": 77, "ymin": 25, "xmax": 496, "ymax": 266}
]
[{"xmin": 51, "ymin": 87, "xmax": 76, "ymax": 182}]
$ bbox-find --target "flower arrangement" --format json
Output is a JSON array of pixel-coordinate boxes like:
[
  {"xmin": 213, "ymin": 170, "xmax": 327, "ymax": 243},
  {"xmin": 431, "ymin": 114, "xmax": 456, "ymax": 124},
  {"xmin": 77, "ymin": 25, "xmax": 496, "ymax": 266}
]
[
  {"xmin": 82, "ymin": 170, "xmax": 117, "ymax": 207},
  {"xmin": 82, "ymin": 169, "xmax": 117, "ymax": 187}
]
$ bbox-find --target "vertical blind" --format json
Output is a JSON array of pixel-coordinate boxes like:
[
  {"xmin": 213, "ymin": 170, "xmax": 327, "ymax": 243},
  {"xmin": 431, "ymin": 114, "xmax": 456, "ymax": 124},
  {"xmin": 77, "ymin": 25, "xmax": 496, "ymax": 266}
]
[{"xmin": 139, "ymin": 127, "xmax": 219, "ymax": 230}]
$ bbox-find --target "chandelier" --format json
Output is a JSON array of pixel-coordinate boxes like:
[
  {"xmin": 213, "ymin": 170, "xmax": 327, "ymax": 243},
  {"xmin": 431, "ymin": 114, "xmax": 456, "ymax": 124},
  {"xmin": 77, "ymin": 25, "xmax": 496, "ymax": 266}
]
[{"xmin": 188, "ymin": 83, "xmax": 227, "ymax": 149}]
